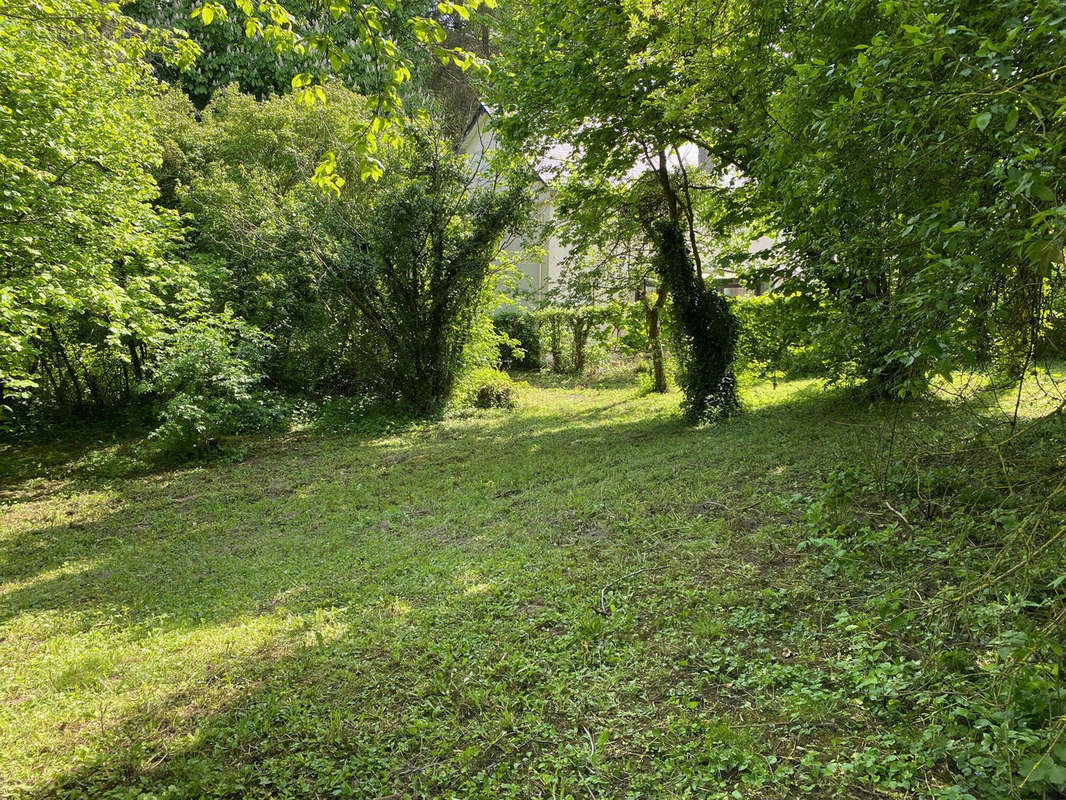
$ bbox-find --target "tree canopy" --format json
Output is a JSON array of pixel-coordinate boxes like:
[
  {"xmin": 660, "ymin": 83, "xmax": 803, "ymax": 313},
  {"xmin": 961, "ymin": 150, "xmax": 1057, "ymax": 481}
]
[{"xmin": 0, "ymin": 0, "xmax": 197, "ymax": 409}]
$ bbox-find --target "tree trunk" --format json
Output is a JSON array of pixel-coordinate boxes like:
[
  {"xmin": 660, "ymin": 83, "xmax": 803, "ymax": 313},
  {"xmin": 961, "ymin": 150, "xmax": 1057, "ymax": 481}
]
[
  {"xmin": 128, "ymin": 337, "xmax": 144, "ymax": 382},
  {"xmin": 571, "ymin": 316, "xmax": 587, "ymax": 374},
  {"xmin": 645, "ymin": 292, "xmax": 667, "ymax": 393},
  {"xmin": 644, "ymin": 151, "xmax": 739, "ymax": 420},
  {"xmin": 549, "ymin": 319, "xmax": 565, "ymax": 373},
  {"xmin": 48, "ymin": 325, "xmax": 84, "ymax": 408}
]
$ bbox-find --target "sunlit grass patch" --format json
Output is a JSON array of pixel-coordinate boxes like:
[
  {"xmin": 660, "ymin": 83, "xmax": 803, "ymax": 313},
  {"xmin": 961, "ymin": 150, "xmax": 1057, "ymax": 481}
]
[{"xmin": 1, "ymin": 370, "xmax": 1063, "ymax": 799}]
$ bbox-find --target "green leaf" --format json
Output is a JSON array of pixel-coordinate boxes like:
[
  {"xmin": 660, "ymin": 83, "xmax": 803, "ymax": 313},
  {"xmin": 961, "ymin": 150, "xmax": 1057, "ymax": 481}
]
[
  {"xmin": 1032, "ymin": 182, "xmax": 1056, "ymax": 203},
  {"xmin": 975, "ymin": 111, "xmax": 991, "ymax": 131}
]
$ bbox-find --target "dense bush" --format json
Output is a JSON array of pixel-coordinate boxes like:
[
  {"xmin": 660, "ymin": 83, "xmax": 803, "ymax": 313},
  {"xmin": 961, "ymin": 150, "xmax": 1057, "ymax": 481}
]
[
  {"xmin": 731, "ymin": 294, "xmax": 828, "ymax": 380},
  {"xmin": 492, "ymin": 306, "xmax": 542, "ymax": 370},
  {"xmin": 315, "ymin": 123, "xmax": 534, "ymax": 414},
  {"xmin": 152, "ymin": 86, "xmax": 369, "ymax": 394},
  {"xmin": 746, "ymin": 0, "xmax": 1066, "ymax": 396},
  {"xmin": 609, "ymin": 297, "xmax": 658, "ymax": 355},
  {"xmin": 152, "ymin": 90, "xmax": 533, "ymax": 416},
  {"xmin": 127, "ymin": 0, "xmax": 430, "ymax": 108},
  {"xmin": 146, "ymin": 316, "xmax": 286, "ymax": 460},
  {"xmin": 0, "ymin": 2, "xmax": 197, "ymax": 424},
  {"xmin": 456, "ymin": 367, "xmax": 520, "ymax": 410}
]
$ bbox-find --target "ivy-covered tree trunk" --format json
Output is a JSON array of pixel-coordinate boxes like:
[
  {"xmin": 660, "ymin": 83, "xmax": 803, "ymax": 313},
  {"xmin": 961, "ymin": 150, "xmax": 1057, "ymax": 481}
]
[{"xmin": 650, "ymin": 221, "xmax": 739, "ymax": 421}]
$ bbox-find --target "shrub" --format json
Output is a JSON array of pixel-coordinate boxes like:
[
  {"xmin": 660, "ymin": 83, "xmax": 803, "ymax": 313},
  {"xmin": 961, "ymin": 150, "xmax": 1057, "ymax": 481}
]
[
  {"xmin": 0, "ymin": 3, "xmax": 194, "ymax": 424},
  {"xmin": 146, "ymin": 315, "xmax": 286, "ymax": 460},
  {"xmin": 473, "ymin": 381, "xmax": 517, "ymax": 410},
  {"xmin": 731, "ymin": 294, "xmax": 827, "ymax": 381},
  {"xmin": 317, "ymin": 122, "xmax": 534, "ymax": 415},
  {"xmin": 159, "ymin": 86, "xmax": 371, "ymax": 396},
  {"xmin": 465, "ymin": 296, "xmax": 516, "ymax": 375},
  {"xmin": 492, "ymin": 306, "xmax": 542, "ymax": 370},
  {"xmin": 534, "ymin": 305, "xmax": 615, "ymax": 374},
  {"xmin": 456, "ymin": 367, "xmax": 520, "ymax": 410},
  {"xmin": 612, "ymin": 299, "xmax": 650, "ymax": 356}
]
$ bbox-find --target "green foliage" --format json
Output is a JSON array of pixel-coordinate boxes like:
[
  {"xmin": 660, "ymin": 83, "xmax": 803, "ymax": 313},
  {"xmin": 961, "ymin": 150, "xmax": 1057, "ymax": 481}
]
[
  {"xmin": 652, "ymin": 222, "xmax": 739, "ymax": 421},
  {"xmin": 731, "ymin": 294, "xmax": 826, "ymax": 380},
  {"xmin": 492, "ymin": 306, "xmax": 542, "ymax": 370},
  {"xmin": 147, "ymin": 314, "xmax": 285, "ymax": 460},
  {"xmin": 455, "ymin": 366, "xmax": 520, "ymax": 410},
  {"xmin": 149, "ymin": 0, "xmax": 498, "ymax": 183},
  {"xmin": 153, "ymin": 85, "xmax": 372, "ymax": 393},
  {"xmin": 490, "ymin": 0, "xmax": 744, "ymax": 418},
  {"xmin": 534, "ymin": 305, "xmax": 615, "ymax": 375},
  {"xmin": 149, "ymin": 88, "xmax": 531, "ymax": 417},
  {"xmin": 610, "ymin": 297, "xmax": 654, "ymax": 356},
  {"xmin": 458, "ymin": 290, "xmax": 514, "ymax": 377},
  {"xmin": 540, "ymin": 208, "xmax": 673, "ymax": 391},
  {"xmin": 535, "ymin": 306, "xmax": 566, "ymax": 373},
  {"xmin": 495, "ymin": 0, "xmax": 1065, "ymax": 399},
  {"xmin": 1036, "ymin": 288, "xmax": 1066, "ymax": 362},
  {"xmin": 745, "ymin": 0, "xmax": 1066, "ymax": 396},
  {"xmin": 316, "ymin": 121, "xmax": 534, "ymax": 414},
  {"xmin": 0, "ymin": 0, "xmax": 198, "ymax": 421},
  {"xmin": 126, "ymin": 0, "xmax": 429, "ymax": 107}
]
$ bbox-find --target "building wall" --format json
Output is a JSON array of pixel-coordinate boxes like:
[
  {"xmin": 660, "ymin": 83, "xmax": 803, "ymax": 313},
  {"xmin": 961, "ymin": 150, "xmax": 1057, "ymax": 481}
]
[
  {"xmin": 458, "ymin": 108, "xmax": 769, "ymax": 301},
  {"xmin": 457, "ymin": 110, "xmax": 569, "ymax": 299}
]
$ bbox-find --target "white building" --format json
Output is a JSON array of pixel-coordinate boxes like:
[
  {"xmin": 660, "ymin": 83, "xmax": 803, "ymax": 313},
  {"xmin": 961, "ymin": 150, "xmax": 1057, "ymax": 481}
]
[
  {"xmin": 458, "ymin": 105, "xmax": 570, "ymax": 297},
  {"xmin": 458, "ymin": 104, "xmax": 770, "ymax": 299}
]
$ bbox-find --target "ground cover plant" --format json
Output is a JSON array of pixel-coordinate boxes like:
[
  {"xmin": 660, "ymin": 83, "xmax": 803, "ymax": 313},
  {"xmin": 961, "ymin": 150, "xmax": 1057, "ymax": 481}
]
[{"xmin": 2, "ymin": 368, "xmax": 1064, "ymax": 800}]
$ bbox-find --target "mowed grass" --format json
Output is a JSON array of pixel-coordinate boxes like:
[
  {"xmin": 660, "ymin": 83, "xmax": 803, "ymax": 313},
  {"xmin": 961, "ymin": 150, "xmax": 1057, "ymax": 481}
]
[{"xmin": 1, "ymin": 372, "xmax": 1064, "ymax": 799}]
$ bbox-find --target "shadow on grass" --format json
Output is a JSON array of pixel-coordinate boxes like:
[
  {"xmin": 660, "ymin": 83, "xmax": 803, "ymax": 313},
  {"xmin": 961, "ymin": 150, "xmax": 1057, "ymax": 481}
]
[
  {"xmin": 0, "ymin": 396, "xmax": 427, "ymax": 501},
  {"xmin": 3, "ymin": 377, "xmax": 1038, "ymax": 632},
  {"xmin": 7, "ymin": 376, "xmax": 1063, "ymax": 799},
  {"xmin": 0, "ymin": 411, "xmax": 684, "ymax": 623},
  {"xmin": 14, "ymin": 576, "xmax": 635, "ymax": 799}
]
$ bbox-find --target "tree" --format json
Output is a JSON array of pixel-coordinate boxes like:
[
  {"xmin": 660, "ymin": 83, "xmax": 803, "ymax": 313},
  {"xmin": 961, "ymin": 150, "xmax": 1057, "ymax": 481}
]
[
  {"xmin": 488, "ymin": 0, "xmax": 776, "ymax": 420},
  {"xmin": 153, "ymin": 84, "xmax": 531, "ymax": 411},
  {"xmin": 152, "ymin": 85, "xmax": 377, "ymax": 393},
  {"xmin": 550, "ymin": 181, "xmax": 670, "ymax": 391},
  {"xmin": 0, "ymin": 0, "xmax": 199, "ymax": 420},
  {"xmin": 492, "ymin": 0, "xmax": 1066, "ymax": 399},
  {"xmin": 184, "ymin": 0, "xmax": 499, "ymax": 185},
  {"xmin": 128, "ymin": 0, "xmax": 430, "ymax": 108},
  {"xmin": 744, "ymin": 0, "xmax": 1066, "ymax": 396},
  {"xmin": 314, "ymin": 121, "xmax": 533, "ymax": 413}
]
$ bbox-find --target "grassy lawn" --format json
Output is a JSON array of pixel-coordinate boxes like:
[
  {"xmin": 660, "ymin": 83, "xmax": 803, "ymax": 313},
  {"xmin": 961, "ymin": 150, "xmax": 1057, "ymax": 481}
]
[{"xmin": 2, "ymin": 372, "xmax": 1064, "ymax": 799}]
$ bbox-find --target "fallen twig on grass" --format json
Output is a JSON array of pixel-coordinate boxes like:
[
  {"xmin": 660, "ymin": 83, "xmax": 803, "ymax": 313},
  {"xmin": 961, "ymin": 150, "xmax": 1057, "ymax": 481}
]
[{"xmin": 884, "ymin": 500, "xmax": 912, "ymax": 529}]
